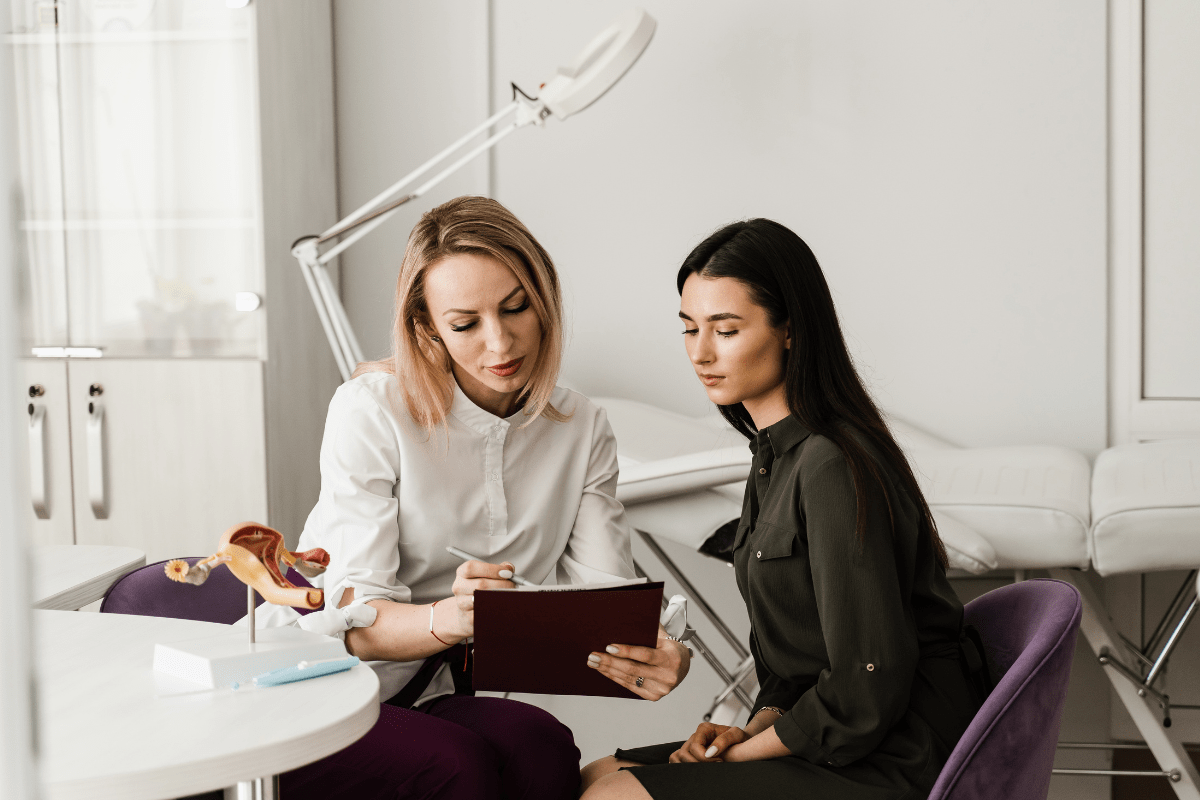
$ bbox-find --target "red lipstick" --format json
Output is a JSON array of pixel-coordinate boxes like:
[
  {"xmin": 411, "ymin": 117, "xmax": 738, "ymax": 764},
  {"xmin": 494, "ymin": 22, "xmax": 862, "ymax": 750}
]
[{"xmin": 488, "ymin": 358, "xmax": 523, "ymax": 377}]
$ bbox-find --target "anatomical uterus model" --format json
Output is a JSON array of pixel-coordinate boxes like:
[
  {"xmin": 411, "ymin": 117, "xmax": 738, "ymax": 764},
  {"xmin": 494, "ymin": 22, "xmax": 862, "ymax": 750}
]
[{"xmin": 165, "ymin": 522, "xmax": 329, "ymax": 610}]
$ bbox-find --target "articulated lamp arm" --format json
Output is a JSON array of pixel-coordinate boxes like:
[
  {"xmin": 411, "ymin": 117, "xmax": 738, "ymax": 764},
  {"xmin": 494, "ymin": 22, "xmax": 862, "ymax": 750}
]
[{"xmin": 292, "ymin": 9, "xmax": 656, "ymax": 382}]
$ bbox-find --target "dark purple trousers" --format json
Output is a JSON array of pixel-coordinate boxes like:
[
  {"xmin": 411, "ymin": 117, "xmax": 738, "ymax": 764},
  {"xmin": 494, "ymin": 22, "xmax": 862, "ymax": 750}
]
[{"xmin": 280, "ymin": 695, "xmax": 581, "ymax": 800}]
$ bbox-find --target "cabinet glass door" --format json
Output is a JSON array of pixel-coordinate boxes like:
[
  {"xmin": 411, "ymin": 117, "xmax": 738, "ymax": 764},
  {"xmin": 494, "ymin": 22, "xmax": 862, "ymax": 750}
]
[
  {"xmin": 10, "ymin": 0, "xmax": 264, "ymax": 358},
  {"xmin": 9, "ymin": 2, "xmax": 69, "ymax": 351}
]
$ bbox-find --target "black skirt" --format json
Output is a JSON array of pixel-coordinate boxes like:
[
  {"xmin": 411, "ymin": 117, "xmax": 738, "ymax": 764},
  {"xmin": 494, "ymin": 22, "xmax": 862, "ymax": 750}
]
[{"xmin": 615, "ymin": 652, "xmax": 983, "ymax": 800}]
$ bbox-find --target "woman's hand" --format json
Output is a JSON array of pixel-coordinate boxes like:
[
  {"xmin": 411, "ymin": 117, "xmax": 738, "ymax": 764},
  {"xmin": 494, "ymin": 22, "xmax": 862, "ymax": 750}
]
[
  {"xmin": 434, "ymin": 593, "xmax": 476, "ymax": 641},
  {"xmin": 668, "ymin": 723, "xmax": 747, "ymax": 763},
  {"xmin": 715, "ymin": 722, "xmax": 792, "ymax": 764},
  {"xmin": 702, "ymin": 726, "xmax": 751, "ymax": 761},
  {"xmin": 586, "ymin": 631, "xmax": 691, "ymax": 700},
  {"xmin": 451, "ymin": 559, "xmax": 517, "ymax": 596},
  {"xmin": 339, "ymin": 587, "xmax": 474, "ymax": 661}
]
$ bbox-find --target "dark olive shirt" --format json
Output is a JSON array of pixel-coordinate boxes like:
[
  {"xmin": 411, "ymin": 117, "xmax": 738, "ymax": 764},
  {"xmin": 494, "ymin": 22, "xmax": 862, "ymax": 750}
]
[{"xmin": 733, "ymin": 414, "xmax": 965, "ymax": 769}]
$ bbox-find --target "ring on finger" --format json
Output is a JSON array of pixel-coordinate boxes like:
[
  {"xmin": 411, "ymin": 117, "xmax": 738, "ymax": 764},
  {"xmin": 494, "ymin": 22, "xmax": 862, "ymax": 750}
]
[{"xmin": 635, "ymin": 676, "xmax": 644, "ymax": 688}]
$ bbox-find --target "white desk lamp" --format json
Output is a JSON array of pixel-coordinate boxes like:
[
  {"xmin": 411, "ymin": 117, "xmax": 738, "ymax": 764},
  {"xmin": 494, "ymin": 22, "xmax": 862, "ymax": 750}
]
[{"xmin": 292, "ymin": 8, "xmax": 657, "ymax": 381}]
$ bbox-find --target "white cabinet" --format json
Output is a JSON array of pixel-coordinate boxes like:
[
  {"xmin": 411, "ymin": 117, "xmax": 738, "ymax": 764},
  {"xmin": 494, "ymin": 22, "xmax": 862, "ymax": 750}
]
[
  {"xmin": 9, "ymin": 0, "xmax": 341, "ymax": 555},
  {"xmin": 10, "ymin": 0, "xmax": 265, "ymax": 358},
  {"xmin": 20, "ymin": 359, "xmax": 270, "ymax": 561}
]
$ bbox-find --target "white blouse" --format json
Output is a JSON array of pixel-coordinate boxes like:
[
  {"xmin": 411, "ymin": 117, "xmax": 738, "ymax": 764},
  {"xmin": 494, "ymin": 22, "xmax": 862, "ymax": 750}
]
[{"xmin": 295, "ymin": 370, "xmax": 637, "ymax": 703}]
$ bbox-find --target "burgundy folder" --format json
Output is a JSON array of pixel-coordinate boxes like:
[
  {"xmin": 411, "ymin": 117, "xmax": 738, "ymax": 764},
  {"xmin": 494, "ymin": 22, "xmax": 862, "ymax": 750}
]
[{"xmin": 472, "ymin": 581, "xmax": 664, "ymax": 699}]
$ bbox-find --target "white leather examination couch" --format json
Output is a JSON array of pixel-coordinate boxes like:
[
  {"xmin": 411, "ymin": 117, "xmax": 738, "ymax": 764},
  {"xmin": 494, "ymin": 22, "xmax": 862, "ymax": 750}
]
[{"xmin": 598, "ymin": 396, "xmax": 1200, "ymax": 799}]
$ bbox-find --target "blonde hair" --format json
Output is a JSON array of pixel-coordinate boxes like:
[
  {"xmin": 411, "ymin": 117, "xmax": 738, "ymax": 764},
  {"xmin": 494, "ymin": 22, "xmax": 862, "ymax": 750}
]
[{"xmin": 353, "ymin": 196, "xmax": 567, "ymax": 431}]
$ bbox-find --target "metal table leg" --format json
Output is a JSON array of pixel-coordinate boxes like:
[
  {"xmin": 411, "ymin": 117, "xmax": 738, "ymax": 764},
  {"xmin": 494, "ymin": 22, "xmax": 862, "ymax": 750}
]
[{"xmin": 232, "ymin": 775, "xmax": 279, "ymax": 799}]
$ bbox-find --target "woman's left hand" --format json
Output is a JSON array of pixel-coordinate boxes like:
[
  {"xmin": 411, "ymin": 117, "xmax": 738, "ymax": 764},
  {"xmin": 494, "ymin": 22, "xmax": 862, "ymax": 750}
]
[
  {"xmin": 586, "ymin": 634, "xmax": 691, "ymax": 700},
  {"xmin": 669, "ymin": 723, "xmax": 747, "ymax": 762}
]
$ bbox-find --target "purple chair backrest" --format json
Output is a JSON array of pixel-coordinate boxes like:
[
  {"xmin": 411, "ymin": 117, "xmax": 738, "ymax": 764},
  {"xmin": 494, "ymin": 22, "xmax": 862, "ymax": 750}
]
[
  {"xmin": 928, "ymin": 578, "xmax": 1082, "ymax": 800},
  {"xmin": 100, "ymin": 557, "xmax": 316, "ymax": 624}
]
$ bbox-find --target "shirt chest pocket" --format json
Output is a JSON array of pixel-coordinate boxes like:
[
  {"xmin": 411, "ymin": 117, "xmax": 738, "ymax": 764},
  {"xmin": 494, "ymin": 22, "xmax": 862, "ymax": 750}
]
[{"xmin": 749, "ymin": 521, "xmax": 798, "ymax": 562}]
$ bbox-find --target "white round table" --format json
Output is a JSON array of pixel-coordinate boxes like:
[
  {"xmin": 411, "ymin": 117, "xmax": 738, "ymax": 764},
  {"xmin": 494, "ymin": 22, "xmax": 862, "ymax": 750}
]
[
  {"xmin": 32, "ymin": 545, "xmax": 146, "ymax": 610},
  {"xmin": 35, "ymin": 610, "xmax": 379, "ymax": 800}
]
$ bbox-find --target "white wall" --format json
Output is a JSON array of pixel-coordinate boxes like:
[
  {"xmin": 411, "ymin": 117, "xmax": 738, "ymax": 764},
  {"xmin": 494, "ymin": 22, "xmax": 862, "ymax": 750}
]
[
  {"xmin": 491, "ymin": 0, "xmax": 1108, "ymax": 455},
  {"xmin": 332, "ymin": 0, "xmax": 490, "ymax": 364},
  {"xmin": 334, "ymin": 1, "xmax": 1108, "ymax": 454}
]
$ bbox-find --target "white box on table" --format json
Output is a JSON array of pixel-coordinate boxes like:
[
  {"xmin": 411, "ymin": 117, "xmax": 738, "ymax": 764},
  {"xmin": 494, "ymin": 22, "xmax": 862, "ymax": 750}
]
[{"xmin": 153, "ymin": 625, "xmax": 347, "ymax": 689}]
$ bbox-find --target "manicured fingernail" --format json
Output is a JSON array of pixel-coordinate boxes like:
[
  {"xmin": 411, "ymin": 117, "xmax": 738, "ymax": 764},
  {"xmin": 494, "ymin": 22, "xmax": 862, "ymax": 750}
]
[
  {"xmin": 705, "ymin": 746, "xmax": 718, "ymax": 758},
  {"xmin": 498, "ymin": 569, "xmax": 513, "ymax": 579},
  {"xmin": 606, "ymin": 645, "xmax": 619, "ymax": 655},
  {"xmin": 587, "ymin": 654, "xmax": 601, "ymax": 666}
]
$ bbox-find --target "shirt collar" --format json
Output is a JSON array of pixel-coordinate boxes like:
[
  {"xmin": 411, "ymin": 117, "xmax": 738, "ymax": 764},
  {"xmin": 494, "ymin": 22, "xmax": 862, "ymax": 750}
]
[
  {"xmin": 749, "ymin": 414, "xmax": 811, "ymax": 457},
  {"xmin": 449, "ymin": 381, "xmax": 524, "ymax": 436}
]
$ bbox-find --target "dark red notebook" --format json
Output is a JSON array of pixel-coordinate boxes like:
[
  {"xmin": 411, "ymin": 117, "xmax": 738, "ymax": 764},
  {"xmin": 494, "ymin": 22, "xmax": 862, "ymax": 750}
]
[{"xmin": 472, "ymin": 580, "xmax": 664, "ymax": 699}]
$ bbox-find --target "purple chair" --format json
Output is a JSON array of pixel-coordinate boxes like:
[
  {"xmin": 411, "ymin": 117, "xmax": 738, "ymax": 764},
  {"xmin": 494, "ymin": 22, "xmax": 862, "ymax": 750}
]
[
  {"xmin": 929, "ymin": 578, "xmax": 1083, "ymax": 800},
  {"xmin": 100, "ymin": 557, "xmax": 316, "ymax": 622}
]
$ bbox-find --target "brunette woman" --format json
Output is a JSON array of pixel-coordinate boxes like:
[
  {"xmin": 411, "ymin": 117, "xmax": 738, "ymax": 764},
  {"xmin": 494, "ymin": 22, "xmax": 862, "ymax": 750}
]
[{"xmin": 580, "ymin": 219, "xmax": 986, "ymax": 800}]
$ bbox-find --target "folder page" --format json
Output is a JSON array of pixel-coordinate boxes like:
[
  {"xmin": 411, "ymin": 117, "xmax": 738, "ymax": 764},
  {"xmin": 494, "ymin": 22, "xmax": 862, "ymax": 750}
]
[
  {"xmin": 472, "ymin": 581, "xmax": 664, "ymax": 699},
  {"xmin": 515, "ymin": 576, "xmax": 650, "ymax": 592}
]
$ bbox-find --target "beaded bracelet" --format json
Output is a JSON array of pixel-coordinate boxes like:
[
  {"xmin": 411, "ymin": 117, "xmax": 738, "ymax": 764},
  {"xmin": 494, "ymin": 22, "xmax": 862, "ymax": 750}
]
[{"xmin": 429, "ymin": 599, "xmax": 453, "ymax": 646}]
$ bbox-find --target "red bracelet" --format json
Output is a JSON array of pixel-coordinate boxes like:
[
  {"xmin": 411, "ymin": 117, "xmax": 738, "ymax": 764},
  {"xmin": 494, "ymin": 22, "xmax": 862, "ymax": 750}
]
[{"xmin": 429, "ymin": 599, "xmax": 453, "ymax": 647}]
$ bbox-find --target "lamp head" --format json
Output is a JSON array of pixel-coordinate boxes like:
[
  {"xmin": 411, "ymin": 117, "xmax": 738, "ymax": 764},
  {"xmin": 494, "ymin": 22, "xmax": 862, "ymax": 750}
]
[{"xmin": 538, "ymin": 8, "xmax": 656, "ymax": 121}]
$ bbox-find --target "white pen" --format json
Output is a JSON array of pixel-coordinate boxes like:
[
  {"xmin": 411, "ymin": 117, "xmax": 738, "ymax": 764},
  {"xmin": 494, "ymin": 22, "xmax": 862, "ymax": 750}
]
[
  {"xmin": 445, "ymin": 545, "xmax": 533, "ymax": 586},
  {"xmin": 297, "ymin": 656, "xmax": 356, "ymax": 670}
]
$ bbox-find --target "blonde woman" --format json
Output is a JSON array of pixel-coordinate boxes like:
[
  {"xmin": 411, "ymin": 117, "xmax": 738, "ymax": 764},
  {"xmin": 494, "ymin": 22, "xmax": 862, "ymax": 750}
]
[{"xmin": 280, "ymin": 196, "xmax": 691, "ymax": 800}]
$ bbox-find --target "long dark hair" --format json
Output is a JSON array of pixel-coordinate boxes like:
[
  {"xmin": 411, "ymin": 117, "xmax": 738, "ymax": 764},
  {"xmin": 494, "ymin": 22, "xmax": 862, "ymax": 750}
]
[{"xmin": 678, "ymin": 219, "xmax": 948, "ymax": 569}]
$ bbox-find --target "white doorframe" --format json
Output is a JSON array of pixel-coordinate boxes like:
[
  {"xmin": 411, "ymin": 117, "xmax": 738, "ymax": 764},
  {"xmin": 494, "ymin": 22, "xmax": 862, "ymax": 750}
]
[
  {"xmin": 0, "ymin": 0, "xmax": 38, "ymax": 789},
  {"xmin": 1109, "ymin": 0, "xmax": 1200, "ymax": 444}
]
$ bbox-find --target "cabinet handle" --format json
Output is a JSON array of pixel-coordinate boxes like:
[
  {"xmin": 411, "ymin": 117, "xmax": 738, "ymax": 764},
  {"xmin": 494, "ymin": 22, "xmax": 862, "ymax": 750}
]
[
  {"xmin": 28, "ymin": 403, "xmax": 48, "ymax": 519},
  {"xmin": 87, "ymin": 400, "xmax": 107, "ymax": 519}
]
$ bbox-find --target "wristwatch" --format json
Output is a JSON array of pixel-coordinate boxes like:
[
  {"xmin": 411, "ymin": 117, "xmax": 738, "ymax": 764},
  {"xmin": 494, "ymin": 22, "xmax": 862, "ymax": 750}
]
[{"xmin": 754, "ymin": 706, "xmax": 786, "ymax": 719}]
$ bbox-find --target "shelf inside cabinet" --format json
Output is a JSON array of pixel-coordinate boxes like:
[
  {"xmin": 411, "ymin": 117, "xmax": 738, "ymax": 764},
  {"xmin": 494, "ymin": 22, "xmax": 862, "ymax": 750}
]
[
  {"xmin": 5, "ymin": 30, "xmax": 250, "ymax": 45},
  {"xmin": 20, "ymin": 218, "xmax": 256, "ymax": 232}
]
